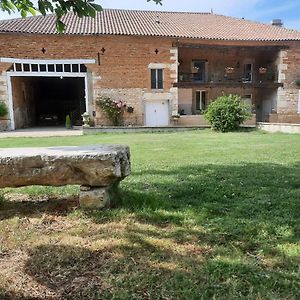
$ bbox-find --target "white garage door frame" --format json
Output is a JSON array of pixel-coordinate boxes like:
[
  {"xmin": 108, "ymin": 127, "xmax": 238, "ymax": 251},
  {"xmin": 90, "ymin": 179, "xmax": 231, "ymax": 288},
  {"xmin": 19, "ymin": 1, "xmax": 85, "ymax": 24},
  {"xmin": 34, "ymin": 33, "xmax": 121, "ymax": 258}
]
[
  {"xmin": 144, "ymin": 99, "xmax": 170, "ymax": 127},
  {"xmin": 1, "ymin": 57, "xmax": 95, "ymax": 130}
]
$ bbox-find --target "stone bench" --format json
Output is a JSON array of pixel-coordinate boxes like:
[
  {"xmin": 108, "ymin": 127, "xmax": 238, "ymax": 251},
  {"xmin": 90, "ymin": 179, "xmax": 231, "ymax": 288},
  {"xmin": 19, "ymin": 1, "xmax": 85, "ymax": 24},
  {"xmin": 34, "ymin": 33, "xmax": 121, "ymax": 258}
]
[{"xmin": 0, "ymin": 145, "xmax": 131, "ymax": 209}]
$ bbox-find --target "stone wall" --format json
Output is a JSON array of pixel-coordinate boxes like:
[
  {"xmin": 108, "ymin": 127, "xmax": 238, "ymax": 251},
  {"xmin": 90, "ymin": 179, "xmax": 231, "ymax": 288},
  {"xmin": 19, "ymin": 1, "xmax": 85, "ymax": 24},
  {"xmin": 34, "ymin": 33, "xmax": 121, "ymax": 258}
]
[
  {"xmin": 275, "ymin": 43, "xmax": 300, "ymax": 123},
  {"xmin": 0, "ymin": 70, "xmax": 9, "ymax": 130}
]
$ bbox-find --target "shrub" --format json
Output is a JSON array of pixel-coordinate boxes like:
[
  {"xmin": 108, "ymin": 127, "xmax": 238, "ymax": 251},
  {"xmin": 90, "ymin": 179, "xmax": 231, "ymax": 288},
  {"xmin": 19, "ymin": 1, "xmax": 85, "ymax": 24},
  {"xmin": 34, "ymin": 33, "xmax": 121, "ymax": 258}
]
[
  {"xmin": 204, "ymin": 94, "xmax": 252, "ymax": 132},
  {"xmin": 96, "ymin": 96, "xmax": 127, "ymax": 126},
  {"xmin": 0, "ymin": 102, "xmax": 8, "ymax": 117},
  {"xmin": 65, "ymin": 114, "xmax": 71, "ymax": 129}
]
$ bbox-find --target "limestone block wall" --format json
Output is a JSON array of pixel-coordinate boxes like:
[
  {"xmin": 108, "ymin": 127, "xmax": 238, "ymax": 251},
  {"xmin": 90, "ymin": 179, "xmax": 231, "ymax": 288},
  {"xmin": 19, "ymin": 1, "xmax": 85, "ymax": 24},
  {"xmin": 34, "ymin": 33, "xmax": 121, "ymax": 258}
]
[
  {"xmin": 0, "ymin": 70, "xmax": 9, "ymax": 130},
  {"xmin": 94, "ymin": 88, "xmax": 145, "ymax": 125},
  {"xmin": 276, "ymin": 43, "xmax": 300, "ymax": 123}
]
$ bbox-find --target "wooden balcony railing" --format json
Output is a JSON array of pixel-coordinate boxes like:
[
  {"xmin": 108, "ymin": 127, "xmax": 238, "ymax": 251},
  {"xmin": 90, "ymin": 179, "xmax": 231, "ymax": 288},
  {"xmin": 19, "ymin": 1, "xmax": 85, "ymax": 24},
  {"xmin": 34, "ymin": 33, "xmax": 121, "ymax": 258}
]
[{"xmin": 175, "ymin": 72, "xmax": 282, "ymax": 88}]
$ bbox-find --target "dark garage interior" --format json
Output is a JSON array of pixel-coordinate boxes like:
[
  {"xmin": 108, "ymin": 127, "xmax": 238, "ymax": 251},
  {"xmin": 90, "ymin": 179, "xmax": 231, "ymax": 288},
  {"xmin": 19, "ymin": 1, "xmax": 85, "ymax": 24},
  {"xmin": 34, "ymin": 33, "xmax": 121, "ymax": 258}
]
[{"xmin": 11, "ymin": 76, "xmax": 85, "ymax": 129}]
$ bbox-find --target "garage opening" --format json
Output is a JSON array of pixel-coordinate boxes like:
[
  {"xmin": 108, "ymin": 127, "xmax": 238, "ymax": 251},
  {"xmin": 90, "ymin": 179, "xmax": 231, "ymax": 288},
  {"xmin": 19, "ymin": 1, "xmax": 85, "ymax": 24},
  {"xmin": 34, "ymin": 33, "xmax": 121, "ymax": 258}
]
[{"xmin": 11, "ymin": 76, "xmax": 86, "ymax": 129}]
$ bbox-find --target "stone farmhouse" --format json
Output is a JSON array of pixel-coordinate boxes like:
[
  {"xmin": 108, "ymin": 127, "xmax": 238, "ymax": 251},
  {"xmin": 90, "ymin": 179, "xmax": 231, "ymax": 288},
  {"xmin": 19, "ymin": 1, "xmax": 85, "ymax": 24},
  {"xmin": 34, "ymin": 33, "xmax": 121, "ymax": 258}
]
[{"xmin": 0, "ymin": 9, "xmax": 299, "ymax": 130}]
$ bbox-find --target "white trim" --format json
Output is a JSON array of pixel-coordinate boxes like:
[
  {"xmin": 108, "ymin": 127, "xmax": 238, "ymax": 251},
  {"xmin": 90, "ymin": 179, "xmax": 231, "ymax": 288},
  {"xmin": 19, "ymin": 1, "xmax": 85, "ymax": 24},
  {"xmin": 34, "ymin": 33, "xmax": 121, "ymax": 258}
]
[
  {"xmin": 148, "ymin": 63, "xmax": 170, "ymax": 69},
  {"xmin": 6, "ymin": 73, "xmax": 15, "ymax": 130},
  {"xmin": 7, "ymin": 72, "xmax": 87, "ymax": 77},
  {"xmin": 84, "ymin": 74, "xmax": 89, "ymax": 113},
  {"xmin": 6, "ymin": 73, "xmax": 89, "ymax": 130},
  {"xmin": 298, "ymin": 91, "xmax": 300, "ymax": 114},
  {"xmin": 195, "ymin": 90, "xmax": 206, "ymax": 111},
  {"xmin": 0, "ymin": 57, "xmax": 96, "ymax": 64}
]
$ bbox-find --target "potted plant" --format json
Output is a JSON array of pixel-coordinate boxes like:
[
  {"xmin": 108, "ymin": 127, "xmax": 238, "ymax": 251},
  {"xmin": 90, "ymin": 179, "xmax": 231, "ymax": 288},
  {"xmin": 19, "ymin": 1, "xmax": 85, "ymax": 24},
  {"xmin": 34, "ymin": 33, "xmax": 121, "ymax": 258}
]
[
  {"xmin": 171, "ymin": 113, "xmax": 180, "ymax": 125},
  {"xmin": 171, "ymin": 113, "xmax": 180, "ymax": 120},
  {"xmin": 225, "ymin": 67, "xmax": 234, "ymax": 74},
  {"xmin": 81, "ymin": 112, "xmax": 90, "ymax": 128},
  {"xmin": 296, "ymin": 79, "xmax": 300, "ymax": 87},
  {"xmin": 259, "ymin": 67, "xmax": 267, "ymax": 74}
]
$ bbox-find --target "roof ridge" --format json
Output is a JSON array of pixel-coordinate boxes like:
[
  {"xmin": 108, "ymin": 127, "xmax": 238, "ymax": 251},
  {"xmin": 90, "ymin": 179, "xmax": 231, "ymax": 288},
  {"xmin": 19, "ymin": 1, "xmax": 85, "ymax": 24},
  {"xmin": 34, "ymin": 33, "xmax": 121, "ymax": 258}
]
[
  {"xmin": 102, "ymin": 8, "xmax": 211, "ymax": 15},
  {"xmin": 0, "ymin": 8, "xmax": 212, "ymax": 24}
]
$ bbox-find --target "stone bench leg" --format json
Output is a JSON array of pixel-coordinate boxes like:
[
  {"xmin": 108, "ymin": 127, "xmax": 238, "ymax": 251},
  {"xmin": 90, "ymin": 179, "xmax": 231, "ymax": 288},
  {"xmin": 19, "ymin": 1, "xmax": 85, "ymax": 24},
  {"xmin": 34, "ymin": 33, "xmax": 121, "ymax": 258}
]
[{"xmin": 79, "ymin": 183, "xmax": 120, "ymax": 209}]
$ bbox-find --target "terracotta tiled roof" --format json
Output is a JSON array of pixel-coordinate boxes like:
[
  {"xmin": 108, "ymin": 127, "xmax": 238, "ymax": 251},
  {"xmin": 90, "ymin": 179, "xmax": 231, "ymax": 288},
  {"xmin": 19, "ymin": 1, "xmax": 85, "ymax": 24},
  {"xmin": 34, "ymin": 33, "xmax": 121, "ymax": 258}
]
[{"xmin": 0, "ymin": 9, "xmax": 300, "ymax": 41}]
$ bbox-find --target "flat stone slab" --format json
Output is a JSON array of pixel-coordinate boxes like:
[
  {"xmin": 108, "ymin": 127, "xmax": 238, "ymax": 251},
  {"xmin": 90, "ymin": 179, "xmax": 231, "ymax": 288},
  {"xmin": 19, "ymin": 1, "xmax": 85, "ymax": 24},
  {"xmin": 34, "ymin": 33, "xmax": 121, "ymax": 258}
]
[{"xmin": 0, "ymin": 145, "xmax": 130, "ymax": 188}]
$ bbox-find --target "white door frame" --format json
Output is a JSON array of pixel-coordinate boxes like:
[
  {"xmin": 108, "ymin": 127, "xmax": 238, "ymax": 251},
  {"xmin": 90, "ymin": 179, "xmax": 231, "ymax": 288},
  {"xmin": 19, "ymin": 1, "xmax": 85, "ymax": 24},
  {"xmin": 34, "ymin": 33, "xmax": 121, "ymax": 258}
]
[{"xmin": 1, "ymin": 58, "xmax": 95, "ymax": 130}]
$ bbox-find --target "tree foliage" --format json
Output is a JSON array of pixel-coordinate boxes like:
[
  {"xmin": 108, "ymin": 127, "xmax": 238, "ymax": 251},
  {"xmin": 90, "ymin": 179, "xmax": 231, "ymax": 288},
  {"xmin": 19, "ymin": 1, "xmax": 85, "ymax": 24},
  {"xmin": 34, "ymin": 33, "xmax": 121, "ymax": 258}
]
[
  {"xmin": 204, "ymin": 94, "xmax": 252, "ymax": 132},
  {"xmin": 0, "ymin": 0, "xmax": 162, "ymax": 32}
]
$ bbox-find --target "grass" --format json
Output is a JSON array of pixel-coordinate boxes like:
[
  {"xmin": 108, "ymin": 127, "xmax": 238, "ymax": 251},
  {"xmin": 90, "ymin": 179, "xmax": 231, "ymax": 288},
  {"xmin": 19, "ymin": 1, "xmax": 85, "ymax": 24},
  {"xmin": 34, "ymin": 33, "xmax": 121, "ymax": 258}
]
[{"xmin": 0, "ymin": 129, "xmax": 299, "ymax": 299}]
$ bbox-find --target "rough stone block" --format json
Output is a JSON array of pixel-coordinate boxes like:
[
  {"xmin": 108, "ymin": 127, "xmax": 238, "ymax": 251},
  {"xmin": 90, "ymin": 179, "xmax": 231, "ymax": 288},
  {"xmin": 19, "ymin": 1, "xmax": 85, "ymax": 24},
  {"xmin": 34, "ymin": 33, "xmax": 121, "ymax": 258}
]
[
  {"xmin": 0, "ymin": 145, "xmax": 131, "ymax": 188},
  {"xmin": 79, "ymin": 184, "xmax": 120, "ymax": 209}
]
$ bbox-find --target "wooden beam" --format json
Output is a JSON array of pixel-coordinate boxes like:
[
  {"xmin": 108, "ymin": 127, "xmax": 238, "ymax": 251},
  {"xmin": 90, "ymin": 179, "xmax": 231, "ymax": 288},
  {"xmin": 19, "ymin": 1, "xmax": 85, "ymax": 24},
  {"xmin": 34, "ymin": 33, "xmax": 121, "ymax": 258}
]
[
  {"xmin": 173, "ymin": 81, "xmax": 284, "ymax": 88},
  {"xmin": 172, "ymin": 42, "xmax": 289, "ymax": 51}
]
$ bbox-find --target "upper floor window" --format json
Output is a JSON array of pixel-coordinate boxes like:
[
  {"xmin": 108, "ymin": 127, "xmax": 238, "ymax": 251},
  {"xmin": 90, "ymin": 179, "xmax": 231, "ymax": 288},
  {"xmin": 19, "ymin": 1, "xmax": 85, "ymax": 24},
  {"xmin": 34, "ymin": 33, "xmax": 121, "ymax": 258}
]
[
  {"xmin": 243, "ymin": 64, "xmax": 253, "ymax": 82},
  {"xmin": 191, "ymin": 61, "xmax": 206, "ymax": 82},
  {"xmin": 151, "ymin": 69, "xmax": 163, "ymax": 89}
]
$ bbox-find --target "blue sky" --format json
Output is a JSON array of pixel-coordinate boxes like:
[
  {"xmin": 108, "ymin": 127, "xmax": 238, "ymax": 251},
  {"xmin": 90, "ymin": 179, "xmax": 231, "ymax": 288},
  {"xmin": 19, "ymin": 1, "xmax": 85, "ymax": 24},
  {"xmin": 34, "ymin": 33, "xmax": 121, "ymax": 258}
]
[{"xmin": 0, "ymin": 0, "xmax": 300, "ymax": 30}]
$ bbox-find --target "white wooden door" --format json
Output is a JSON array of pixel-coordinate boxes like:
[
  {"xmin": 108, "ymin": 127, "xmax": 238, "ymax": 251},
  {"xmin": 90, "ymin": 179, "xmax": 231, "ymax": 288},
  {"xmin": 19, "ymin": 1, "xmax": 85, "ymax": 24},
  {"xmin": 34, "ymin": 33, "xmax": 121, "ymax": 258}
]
[{"xmin": 145, "ymin": 100, "xmax": 169, "ymax": 126}]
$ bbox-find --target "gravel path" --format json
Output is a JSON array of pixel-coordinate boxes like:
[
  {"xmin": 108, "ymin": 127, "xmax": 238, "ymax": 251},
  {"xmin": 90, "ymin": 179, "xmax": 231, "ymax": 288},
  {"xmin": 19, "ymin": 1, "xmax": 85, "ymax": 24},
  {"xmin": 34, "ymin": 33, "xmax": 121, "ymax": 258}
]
[{"xmin": 0, "ymin": 127, "xmax": 83, "ymax": 138}]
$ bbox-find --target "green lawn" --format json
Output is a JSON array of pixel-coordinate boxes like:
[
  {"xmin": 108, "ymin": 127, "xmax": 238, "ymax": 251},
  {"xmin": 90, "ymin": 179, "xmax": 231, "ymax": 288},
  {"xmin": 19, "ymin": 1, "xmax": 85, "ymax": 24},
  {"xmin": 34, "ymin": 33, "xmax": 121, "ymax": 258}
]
[{"xmin": 0, "ymin": 130, "xmax": 299, "ymax": 299}]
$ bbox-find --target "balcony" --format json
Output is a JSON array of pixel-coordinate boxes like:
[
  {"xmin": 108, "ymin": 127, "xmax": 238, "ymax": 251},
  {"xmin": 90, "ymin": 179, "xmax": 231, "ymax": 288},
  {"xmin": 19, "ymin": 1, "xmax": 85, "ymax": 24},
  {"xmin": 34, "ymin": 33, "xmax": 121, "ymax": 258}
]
[
  {"xmin": 175, "ymin": 45, "xmax": 283, "ymax": 89},
  {"xmin": 174, "ymin": 69, "xmax": 283, "ymax": 89}
]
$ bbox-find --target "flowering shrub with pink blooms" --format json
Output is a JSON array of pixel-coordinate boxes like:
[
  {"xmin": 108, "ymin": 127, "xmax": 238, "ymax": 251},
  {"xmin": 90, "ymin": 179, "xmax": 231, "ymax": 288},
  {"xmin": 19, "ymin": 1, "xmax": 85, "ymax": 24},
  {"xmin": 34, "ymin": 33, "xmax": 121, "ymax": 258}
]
[{"xmin": 96, "ymin": 96, "xmax": 127, "ymax": 126}]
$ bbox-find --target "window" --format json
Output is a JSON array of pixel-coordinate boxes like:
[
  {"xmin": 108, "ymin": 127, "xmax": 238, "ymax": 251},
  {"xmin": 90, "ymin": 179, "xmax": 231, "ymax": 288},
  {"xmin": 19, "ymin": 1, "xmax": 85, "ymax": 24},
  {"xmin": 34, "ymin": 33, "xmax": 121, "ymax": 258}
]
[
  {"xmin": 195, "ymin": 90, "xmax": 207, "ymax": 112},
  {"xmin": 243, "ymin": 64, "xmax": 253, "ymax": 82},
  {"xmin": 192, "ymin": 61, "xmax": 206, "ymax": 82},
  {"xmin": 151, "ymin": 69, "xmax": 163, "ymax": 89}
]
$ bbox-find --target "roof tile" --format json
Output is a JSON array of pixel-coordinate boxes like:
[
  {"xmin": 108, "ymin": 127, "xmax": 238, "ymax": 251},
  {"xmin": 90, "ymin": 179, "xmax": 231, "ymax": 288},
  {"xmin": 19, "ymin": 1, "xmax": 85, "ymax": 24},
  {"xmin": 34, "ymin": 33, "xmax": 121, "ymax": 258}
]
[{"xmin": 0, "ymin": 9, "xmax": 300, "ymax": 41}]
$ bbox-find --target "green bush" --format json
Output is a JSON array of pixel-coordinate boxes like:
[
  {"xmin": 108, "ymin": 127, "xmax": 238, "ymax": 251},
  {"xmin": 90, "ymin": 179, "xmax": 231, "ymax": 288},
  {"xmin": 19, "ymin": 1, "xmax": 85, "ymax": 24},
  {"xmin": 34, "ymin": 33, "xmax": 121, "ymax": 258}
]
[
  {"xmin": 0, "ymin": 102, "xmax": 8, "ymax": 117},
  {"xmin": 65, "ymin": 114, "xmax": 72, "ymax": 129},
  {"xmin": 204, "ymin": 94, "xmax": 252, "ymax": 132}
]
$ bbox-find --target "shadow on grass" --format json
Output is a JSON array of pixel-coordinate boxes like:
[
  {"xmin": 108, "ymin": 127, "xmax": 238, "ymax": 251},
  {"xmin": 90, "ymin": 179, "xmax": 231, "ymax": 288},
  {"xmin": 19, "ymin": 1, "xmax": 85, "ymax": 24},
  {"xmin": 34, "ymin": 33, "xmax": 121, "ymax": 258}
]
[
  {"xmin": 88, "ymin": 162, "xmax": 300, "ymax": 240},
  {"xmin": 0, "ymin": 197, "xmax": 78, "ymax": 220}
]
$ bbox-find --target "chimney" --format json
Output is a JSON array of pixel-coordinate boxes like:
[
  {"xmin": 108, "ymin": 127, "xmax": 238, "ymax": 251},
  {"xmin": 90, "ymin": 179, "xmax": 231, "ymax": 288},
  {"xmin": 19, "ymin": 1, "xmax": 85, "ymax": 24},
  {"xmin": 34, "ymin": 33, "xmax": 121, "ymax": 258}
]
[{"xmin": 271, "ymin": 19, "xmax": 283, "ymax": 27}]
